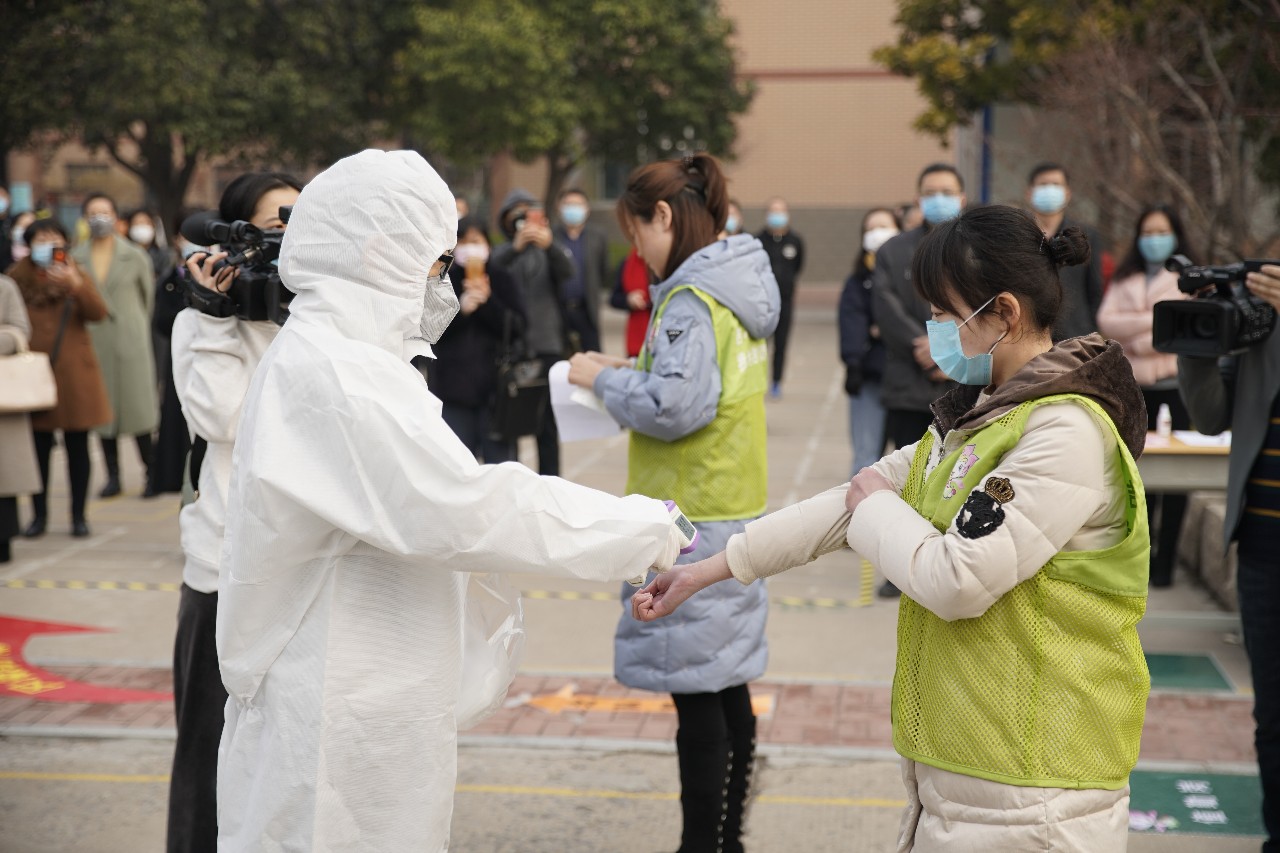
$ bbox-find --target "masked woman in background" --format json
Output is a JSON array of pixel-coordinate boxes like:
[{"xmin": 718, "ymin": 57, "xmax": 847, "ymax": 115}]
[{"xmin": 9, "ymin": 220, "xmax": 111, "ymax": 538}]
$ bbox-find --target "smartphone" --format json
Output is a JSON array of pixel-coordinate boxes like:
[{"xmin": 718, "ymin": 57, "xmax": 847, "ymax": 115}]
[
  {"xmin": 525, "ymin": 208, "xmax": 547, "ymax": 229},
  {"xmin": 51, "ymin": 247, "xmax": 67, "ymax": 266}
]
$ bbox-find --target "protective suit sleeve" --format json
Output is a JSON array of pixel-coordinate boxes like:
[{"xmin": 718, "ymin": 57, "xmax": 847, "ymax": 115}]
[
  {"xmin": 846, "ymin": 401, "xmax": 1115, "ymax": 621},
  {"xmin": 171, "ymin": 309, "xmax": 257, "ymax": 444},
  {"xmin": 591, "ymin": 290, "xmax": 720, "ymax": 442},
  {"xmin": 248, "ymin": 357, "xmax": 681, "ymax": 579}
]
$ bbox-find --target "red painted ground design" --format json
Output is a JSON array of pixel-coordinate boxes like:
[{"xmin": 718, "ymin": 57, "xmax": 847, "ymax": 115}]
[{"xmin": 0, "ymin": 615, "xmax": 172, "ymax": 703}]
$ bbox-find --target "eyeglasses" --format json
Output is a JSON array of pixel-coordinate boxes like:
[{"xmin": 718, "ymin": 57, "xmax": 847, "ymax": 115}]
[{"xmin": 436, "ymin": 251, "xmax": 455, "ymax": 278}]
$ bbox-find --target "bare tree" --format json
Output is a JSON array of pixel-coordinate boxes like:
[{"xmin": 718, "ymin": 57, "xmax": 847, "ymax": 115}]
[{"xmin": 1022, "ymin": 5, "xmax": 1280, "ymax": 260}]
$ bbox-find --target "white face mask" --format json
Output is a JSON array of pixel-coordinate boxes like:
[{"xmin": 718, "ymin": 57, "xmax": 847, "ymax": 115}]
[
  {"xmin": 862, "ymin": 226, "xmax": 899, "ymax": 255},
  {"xmin": 129, "ymin": 224, "xmax": 155, "ymax": 245},
  {"xmin": 417, "ymin": 274, "xmax": 460, "ymax": 344}
]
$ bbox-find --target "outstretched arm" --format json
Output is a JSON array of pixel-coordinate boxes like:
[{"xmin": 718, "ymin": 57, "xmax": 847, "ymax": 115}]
[{"xmin": 632, "ymin": 552, "xmax": 732, "ymax": 621}]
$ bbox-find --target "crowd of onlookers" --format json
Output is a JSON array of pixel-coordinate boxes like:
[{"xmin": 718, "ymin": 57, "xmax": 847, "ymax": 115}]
[{"xmin": 0, "ymin": 164, "xmax": 1209, "ymax": 588}]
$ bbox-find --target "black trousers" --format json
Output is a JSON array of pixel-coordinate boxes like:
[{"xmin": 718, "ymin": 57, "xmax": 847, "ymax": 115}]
[
  {"xmin": 533, "ymin": 352, "xmax": 562, "ymax": 476},
  {"xmin": 167, "ymin": 584, "xmax": 226, "ymax": 853},
  {"xmin": 1142, "ymin": 387, "xmax": 1190, "ymax": 585},
  {"xmin": 671, "ymin": 685, "xmax": 757, "ymax": 853},
  {"xmin": 563, "ymin": 301, "xmax": 600, "ymax": 354},
  {"xmin": 884, "ymin": 409, "xmax": 934, "ymax": 452},
  {"xmin": 1239, "ymin": 551, "xmax": 1280, "ymax": 852},
  {"xmin": 770, "ymin": 288, "xmax": 795, "ymax": 386},
  {"xmin": 100, "ymin": 432, "xmax": 153, "ymax": 485},
  {"xmin": 32, "ymin": 430, "xmax": 90, "ymax": 521}
]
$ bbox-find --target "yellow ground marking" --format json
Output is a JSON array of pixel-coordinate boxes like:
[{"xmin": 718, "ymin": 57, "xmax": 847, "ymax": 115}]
[
  {"xmin": 0, "ymin": 771, "xmax": 170, "ymax": 784},
  {"xmin": 1, "ymin": 581, "xmax": 868, "ymax": 609},
  {"xmin": 526, "ymin": 684, "xmax": 774, "ymax": 716},
  {"xmin": 2, "ymin": 579, "xmax": 180, "ymax": 593},
  {"xmin": 0, "ymin": 772, "xmax": 906, "ymax": 808}
]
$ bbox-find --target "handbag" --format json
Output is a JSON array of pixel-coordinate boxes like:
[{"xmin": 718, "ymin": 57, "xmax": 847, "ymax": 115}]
[
  {"xmin": 0, "ymin": 323, "xmax": 58, "ymax": 414},
  {"xmin": 490, "ymin": 310, "xmax": 548, "ymax": 442}
]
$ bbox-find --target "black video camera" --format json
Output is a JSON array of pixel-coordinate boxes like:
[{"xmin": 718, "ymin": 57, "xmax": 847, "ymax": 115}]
[
  {"xmin": 1151, "ymin": 254, "xmax": 1278, "ymax": 357},
  {"xmin": 179, "ymin": 206, "xmax": 294, "ymax": 325}
]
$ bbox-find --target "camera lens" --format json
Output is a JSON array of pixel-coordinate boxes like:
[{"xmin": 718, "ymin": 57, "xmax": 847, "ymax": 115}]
[{"xmin": 1193, "ymin": 313, "xmax": 1219, "ymax": 339}]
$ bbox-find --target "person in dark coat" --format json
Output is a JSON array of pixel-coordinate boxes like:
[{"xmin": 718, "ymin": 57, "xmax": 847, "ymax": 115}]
[
  {"xmin": 1024, "ymin": 162, "xmax": 1105, "ymax": 340},
  {"xmin": 839, "ymin": 207, "xmax": 900, "ymax": 477},
  {"xmin": 491, "ymin": 188, "xmax": 576, "ymax": 475},
  {"xmin": 147, "ymin": 211, "xmax": 200, "ymax": 497},
  {"xmin": 553, "ymin": 188, "xmax": 608, "ymax": 353},
  {"xmin": 757, "ymin": 196, "xmax": 804, "ymax": 397},
  {"xmin": 9, "ymin": 220, "xmax": 112, "ymax": 538},
  {"xmin": 871, "ymin": 163, "xmax": 963, "ymax": 597},
  {"xmin": 425, "ymin": 216, "xmax": 528, "ymax": 463}
]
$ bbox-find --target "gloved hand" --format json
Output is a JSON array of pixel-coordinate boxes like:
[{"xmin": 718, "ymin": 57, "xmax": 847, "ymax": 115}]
[
  {"xmin": 630, "ymin": 501, "xmax": 698, "ymax": 584},
  {"xmin": 844, "ymin": 363, "xmax": 863, "ymax": 396}
]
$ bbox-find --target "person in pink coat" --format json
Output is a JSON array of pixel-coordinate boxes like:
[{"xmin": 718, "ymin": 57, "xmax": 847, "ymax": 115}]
[{"xmin": 1097, "ymin": 204, "xmax": 1192, "ymax": 586}]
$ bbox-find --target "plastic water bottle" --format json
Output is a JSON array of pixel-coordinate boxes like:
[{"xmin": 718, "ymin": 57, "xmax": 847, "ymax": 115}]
[{"xmin": 1156, "ymin": 403, "xmax": 1173, "ymax": 439}]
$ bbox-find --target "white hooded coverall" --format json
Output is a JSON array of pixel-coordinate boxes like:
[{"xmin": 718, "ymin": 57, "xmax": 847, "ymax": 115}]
[{"xmin": 215, "ymin": 149, "xmax": 682, "ymax": 852}]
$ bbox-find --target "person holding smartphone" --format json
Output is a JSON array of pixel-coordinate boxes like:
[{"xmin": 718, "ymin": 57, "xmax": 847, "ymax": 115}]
[
  {"xmin": 8, "ymin": 220, "xmax": 111, "ymax": 538},
  {"xmin": 491, "ymin": 189, "xmax": 576, "ymax": 475}
]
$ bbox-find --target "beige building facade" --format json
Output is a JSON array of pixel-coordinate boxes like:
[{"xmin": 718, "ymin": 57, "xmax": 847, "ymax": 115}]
[{"xmin": 493, "ymin": 0, "xmax": 957, "ymax": 283}]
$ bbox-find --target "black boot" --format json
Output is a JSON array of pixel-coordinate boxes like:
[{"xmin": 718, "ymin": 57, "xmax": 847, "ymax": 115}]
[
  {"xmin": 720, "ymin": 717, "xmax": 757, "ymax": 853},
  {"xmin": 99, "ymin": 436, "xmax": 121, "ymax": 497},
  {"xmin": 0, "ymin": 538, "xmax": 11, "ymax": 562},
  {"xmin": 23, "ymin": 516, "xmax": 46, "ymax": 538},
  {"xmin": 135, "ymin": 432, "xmax": 158, "ymax": 498},
  {"xmin": 71, "ymin": 518, "xmax": 90, "ymax": 538},
  {"xmin": 675, "ymin": 729, "xmax": 732, "ymax": 853}
]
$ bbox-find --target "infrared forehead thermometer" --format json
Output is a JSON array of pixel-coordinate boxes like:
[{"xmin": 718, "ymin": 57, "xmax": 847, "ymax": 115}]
[{"xmin": 628, "ymin": 501, "xmax": 700, "ymax": 586}]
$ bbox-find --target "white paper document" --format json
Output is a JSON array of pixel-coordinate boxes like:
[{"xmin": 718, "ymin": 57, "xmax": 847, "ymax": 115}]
[
  {"xmin": 548, "ymin": 360, "xmax": 623, "ymax": 442},
  {"xmin": 1173, "ymin": 430, "xmax": 1231, "ymax": 448}
]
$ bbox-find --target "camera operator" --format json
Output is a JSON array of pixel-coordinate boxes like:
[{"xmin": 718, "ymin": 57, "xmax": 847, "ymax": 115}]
[
  {"xmin": 1178, "ymin": 263, "xmax": 1280, "ymax": 851},
  {"xmin": 166, "ymin": 172, "xmax": 301, "ymax": 853}
]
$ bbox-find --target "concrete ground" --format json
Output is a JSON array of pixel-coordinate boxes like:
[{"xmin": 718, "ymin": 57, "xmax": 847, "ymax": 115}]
[{"xmin": 0, "ymin": 292, "xmax": 1265, "ymax": 851}]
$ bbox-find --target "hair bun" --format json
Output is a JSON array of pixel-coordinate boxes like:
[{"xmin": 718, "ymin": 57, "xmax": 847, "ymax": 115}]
[{"xmin": 1048, "ymin": 226, "xmax": 1091, "ymax": 268}]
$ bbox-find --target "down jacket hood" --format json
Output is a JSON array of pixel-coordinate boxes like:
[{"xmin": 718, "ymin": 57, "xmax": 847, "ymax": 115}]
[
  {"xmin": 279, "ymin": 149, "xmax": 457, "ymax": 355},
  {"xmin": 650, "ymin": 234, "xmax": 781, "ymax": 339},
  {"xmin": 932, "ymin": 334, "xmax": 1148, "ymax": 458}
]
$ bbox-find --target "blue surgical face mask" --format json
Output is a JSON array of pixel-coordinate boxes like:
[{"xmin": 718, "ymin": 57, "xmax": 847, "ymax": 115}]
[
  {"xmin": 0, "ymin": 197, "xmax": 9, "ymax": 216},
  {"xmin": 31, "ymin": 243, "xmax": 55, "ymax": 268},
  {"xmin": 766, "ymin": 211, "xmax": 789, "ymax": 230},
  {"xmin": 1138, "ymin": 233, "xmax": 1177, "ymax": 265},
  {"xmin": 1030, "ymin": 184, "xmax": 1066, "ymax": 215},
  {"xmin": 926, "ymin": 296, "xmax": 1006, "ymax": 385},
  {"xmin": 920, "ymin": 193, "xmax": 962, "ymax": 224},
  {"xmin": 560, "ymin": 203, "xmax": 588, "ymax": 228},
  {"xmin": 724, "ymin": 215, "xmax": 739, "ymax": 234}
]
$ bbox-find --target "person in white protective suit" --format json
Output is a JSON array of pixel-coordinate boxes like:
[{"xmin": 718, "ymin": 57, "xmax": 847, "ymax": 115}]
[{"xmin": 215, "ymin": 149, "xmax": 689, "ymax": 852}]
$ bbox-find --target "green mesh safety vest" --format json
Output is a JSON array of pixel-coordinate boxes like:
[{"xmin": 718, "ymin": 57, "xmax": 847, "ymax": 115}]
[
  {"xmin": 892, "ymin": 394, "xmax": 1150, "ymax": 790},
  {"xmin": 626, "ymin": 286, "xmax": 769, "ymax": 522}
]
